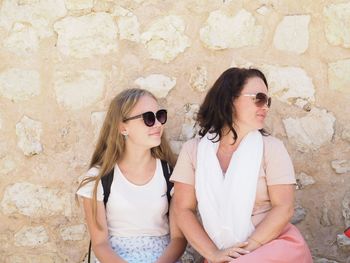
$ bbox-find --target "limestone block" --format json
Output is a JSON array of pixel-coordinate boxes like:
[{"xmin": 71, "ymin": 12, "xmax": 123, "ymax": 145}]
[
  {"xmin": 91, "ymin": 111, "xmax": 107, "ymax": 141},
  {"xmin": 291, "ymin": 205, "xmax": 306, "ymax": 224},
  {"xmin": 0, "ymin": 0, "xmax": 67, "ymax": 38},
  {"xmin": 113, "ymin": 6, "xmax": 140, "ymax": 42},
  {"xmin": 6, "ymin": 254, "xmax": 63, "ymax": 263},
  {"xmin": 200, "ymin": 9, "xmax": 263, "ymax": 50},
  {"xmin": 328, "ymin": 59, "xmax": 350, "ymax": 92},
  {"xmin": 180, "ymin": 103, "xmax": 199, "ymax": 141},
  {"xmin": 54, "ymin": 70, "xmax": 105, "ymax": 110},
  {"xmin": 256, "ymin": 5, "xmax": 271, "ymax": 16},
  {"xmin": 134, "ymin": 74, "xmax": 176, "ymax": 98},
  {"xmin": 14, "ymin": 226, "xmax": 49, "ymax": 247},
  {"xmin": 296, "ymin": 172, "xmax": 315, "ymax": 189},
  {"xmin": 16, "ymin": 116, "xmax": 43, "ymax": 156},
  {"xmin": 0, "ymin": 182, "xmax": 72, "ymax": 217},
  {"xmin": 3, "ymin": 23, "xmax": 39, "ymax": 55},
  {"xmin": 343, "ymin": 191, "xmax": 350, "ymax": 226},
  {"xmin": 141, "ymin": 15, "xmax": 191, "ymax": 63},
  {"xmin": 324, "ymin": 2, "xmax": 350, "ymax": 48},
  {"xmin": 60, "ymin": 224, "xmax": 86, "ymax": 241},
  {"xmin": 0, "ymin": 68, "xmax": 40, "ymax": 101},
  {"xmin": 331, "ymin": 160, "xmax": 350, "ymax": 174},
  {"xmin": 320, "ymin": 206, "xmax": 332, "ymax": 226},
  {"xmin": 190, "ymin": 66, "xmax": 208, "ymax": 92},
  {"xmin": 273, "ymin": 15, "xmax": 310, "ymax": 54},
  {"xmin": 262, "ymin": 65, "xmax": 315, "ymax": 107},
  {"xmin": 169, "ymin": 140, "xmax": 184, "ymax": 155},
  {"xmin": 283, "ymin": 108, "xmax": 335, "ymax": 152},
  {"xmin": 0, "ymin": 157, "xmax": 16, "ymax": 175},
  {"xmin": 65, "ymin": 0, "xmax": 93, "ymax": 10},
  {"xmin": 342, "ymin": 128, "xmax": 350, "ymax": 142},
  {"xmin": 54, "ymin": 13, "xmax": 118, "ymax": 58},
  {"xmin": 337, "ymin": 234, "xmax": 350, "ymax": 248},
  {"xmin": 314, "ymin": 258, "xmax": 339, "ymax": 263}
]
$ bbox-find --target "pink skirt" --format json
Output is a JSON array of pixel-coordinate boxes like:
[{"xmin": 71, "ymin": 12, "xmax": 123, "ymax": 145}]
[{"xmin": 205, "ymin": 224, "xmax": 312, "ymax": 263}]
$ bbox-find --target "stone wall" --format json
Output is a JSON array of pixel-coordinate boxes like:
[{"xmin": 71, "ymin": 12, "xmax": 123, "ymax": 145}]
[{"xmin": 0, "ymin": 0, "xmax": 349, "ymax": 262}]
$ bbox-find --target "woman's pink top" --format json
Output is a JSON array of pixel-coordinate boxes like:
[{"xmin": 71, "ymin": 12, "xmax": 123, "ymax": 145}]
[{"xmin": 170, "ymin": 135, "xmax": 296, "ymax": 226}]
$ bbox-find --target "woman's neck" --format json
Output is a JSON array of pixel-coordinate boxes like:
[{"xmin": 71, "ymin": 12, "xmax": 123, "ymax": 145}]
[{"xmin": 119, "ymin": 144, "xmax": 153, "ymax": 168}]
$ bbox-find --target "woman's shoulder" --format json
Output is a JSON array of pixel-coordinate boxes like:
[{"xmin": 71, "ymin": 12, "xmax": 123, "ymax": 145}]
[
  {"xmin": 182, "ymin": 137, "xmax": 200, "ymax": 150},
  {"xmin": 262, "ymin": 134, "xmax": 285, "ymax": 149}
]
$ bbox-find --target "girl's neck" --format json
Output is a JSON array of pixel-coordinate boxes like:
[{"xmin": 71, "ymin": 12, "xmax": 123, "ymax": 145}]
[{"xmin": 119, "ymin": 144, "xmax": 153, "ymax": 168}]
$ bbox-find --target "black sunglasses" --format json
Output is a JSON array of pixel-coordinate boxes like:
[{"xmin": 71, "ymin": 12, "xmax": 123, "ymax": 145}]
[
  {"xmin": 241, "ymin": 92, "xmax": 272, "ymax": 108},
  {"xmin": 123, "ymin": 109, "xmax": 167, "ymax": 127}
]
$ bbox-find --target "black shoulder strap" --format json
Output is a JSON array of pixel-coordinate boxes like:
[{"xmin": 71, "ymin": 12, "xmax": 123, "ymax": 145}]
[
  {"xmin": 88, "ymin": 168, "xmax": 114, "ymax": 263},
  {"xmin": 161, "ymin": 160, "xmax": 174, "ymax": 204},
  {"xmin": 101, "ymin": 168, "xmax": 115, "ymax": 207}
]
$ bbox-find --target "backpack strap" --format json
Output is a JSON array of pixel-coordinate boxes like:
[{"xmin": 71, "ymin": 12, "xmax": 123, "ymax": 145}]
[
  {"xmin": 101, "ymin": 168, "xmax": 115, "ymax": 207},
  {"xmin": 161, "ymin": 160, "xmax": 174, "ymax": 204},
  {"xmin": 88, "ymin": 168, "xmax": 114, "ymax": 263}
]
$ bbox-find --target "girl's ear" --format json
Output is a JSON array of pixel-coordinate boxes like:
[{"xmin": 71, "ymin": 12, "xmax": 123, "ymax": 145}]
[{"xmin": 119, "ymin": 122, "xmax": 128, "ymax": 136}]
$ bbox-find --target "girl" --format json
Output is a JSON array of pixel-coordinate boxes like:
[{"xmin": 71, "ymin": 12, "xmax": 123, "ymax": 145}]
[{"xmin": 77, "ymin": 88, "xmax": 186, "ymax": 263}]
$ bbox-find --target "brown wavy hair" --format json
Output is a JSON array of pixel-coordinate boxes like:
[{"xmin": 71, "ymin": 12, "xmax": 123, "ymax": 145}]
[
  {"xmin": 77, "ymin": 88, "xmax": 175, "ymax": 228},
  {"xmin": 197, "ymin": 67, "xmax": 269, "ymax": 143}
]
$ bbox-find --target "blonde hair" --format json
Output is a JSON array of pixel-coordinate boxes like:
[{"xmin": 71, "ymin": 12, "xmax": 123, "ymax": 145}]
[{"xmin": 77, "ymin": 88, "xmax": 175, "ymax": 228}]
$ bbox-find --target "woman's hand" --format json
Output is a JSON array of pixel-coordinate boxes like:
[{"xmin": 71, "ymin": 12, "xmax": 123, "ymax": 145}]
[{"xmin": 208, "ymin": 242, "xmax": 250, "ymax": 263}]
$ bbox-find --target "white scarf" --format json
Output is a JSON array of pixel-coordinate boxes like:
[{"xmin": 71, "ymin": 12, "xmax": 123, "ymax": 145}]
[{"xmin": 195, "ymin": 131, "xmax": 263, "ymax": 249}]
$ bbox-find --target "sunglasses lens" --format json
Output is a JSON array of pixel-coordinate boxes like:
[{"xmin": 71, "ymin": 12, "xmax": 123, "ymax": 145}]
[
  {"xmin": 143, "ymin": 112, "xmax": 156, "ymax": 127},
  {"xmin": 255, "ymin": 93, "xmax": 271, "ymax": 108},
  {"xmin": 156, "ymin": 110, "xmax": 167, "ymax": 125}
]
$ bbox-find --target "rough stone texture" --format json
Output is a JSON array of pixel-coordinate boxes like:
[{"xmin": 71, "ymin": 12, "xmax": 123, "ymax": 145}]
[
  {"xmin": 3, "ymin": 23, "xmax": 39, "ymax": 55},
  {"xmin": 5, "ymin": 254, "xmax": 63, "ymax": 263},
  {"xmin": 190, "ymin": 66, "xmax": 208, "ymax": 92},
  {"xmin": 283, "ymin": 108, "xmax": 335, "ymax": 152},
  {"xmin": 134, "ymin": 74, "xmax": 176, "ymax": 98},
  {"xmin": 0, "ymin": 157, "xmax": 16, "ymax": 175},
  {"xmin": 262, "ymin": 65, "xmax": 315, "ymax": 107},
  {"xmin": 16, "ymin": 116, "xmax": 43, "ymax": 156},
  {"xmin": 141, "ymin": 15, "xmax": 191, "ymax": 63},
  {"xmin": 1, "ymin": 182, "xmax": 72, "ymax": 217},
  {"xmin": 273, "ymin": 15, "xmax": 310, "ymax": 54},
  {"xmin": 314, "ymin": 258, "xmax": 339, "ymax": 263},
  {"xmin": 0, "ymin": 0, "xmax": 67, "ymax": 38},
  {"xmin": 14, "ymin": 226, "xmax": 49, "ymax": 247},
  {"xmin": 343, "ymin": 191, "xmax": 350, "ymax": 227},
  {"xmin": 337, "ymin": 234, "xmax": 350, "ymax": 248},
  {"xmin": 0, "ymin": 68, "xmax": 40, "ymax": 101},
  {"xmin": 291, "ymin": 205, "xmax": 307, "ymax": 225},
  {"xmin": 320, "ymin": 206, "xmax": 332, "ymax": 227},
  {"xmin": 91, "ymin": 111, "xmax": 107, "ymax": 142},
  {"xmin": 328, "ymin": 59, "xmax": 350, "ymax": 92},
  {"xmin": 342, "ymin": 128, "xmax": 350, "ymax": 142},
  {"xmin": 180, "ymin": 103, "xmax": 199, "ymax": 141},
  {"xmin": 59, "ymin": 224, "xmax": 86, "ymax": 241},
  {"xmin": 54, "ymin": 12, "xmax": 118, "ymax": 58},
  {"xmin": 324, "ymin": 2, "xmax": 350, "ymax": 48},
  {"xmin": 65, "ymin": 0, "xmax": 93, "ymax": 10},
  {"xmin": 54, "ymin": 70, "xmax": 105, "ymax": 110},
  {"xmin": 200, "ymin": 9, "xmax": 263, "ymax": 50},
  {"xmin": 331, "ymin": 160, "xmax": 350, "ymax": 174},
  {"xmin": 169, "ymin": 140, "xmax": 184, "ymax": 155},
  {"xmin": 113, "ymin": 6, "xmax": 140, "ymax": 42},
  {"xmin": 296, "ymin": 172, "xmax": 315, "ymax": 190}
]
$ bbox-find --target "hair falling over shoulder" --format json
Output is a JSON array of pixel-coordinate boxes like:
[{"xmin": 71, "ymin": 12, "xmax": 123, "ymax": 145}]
[{"xmin": 76, "ymin": 88, "xmax": 175, "ymax": 229}]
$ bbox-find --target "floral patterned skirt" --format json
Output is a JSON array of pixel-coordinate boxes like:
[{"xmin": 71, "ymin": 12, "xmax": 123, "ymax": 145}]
[{"xmin": 95, "ymin": 234, "xmax": 171, "ymax": 263}]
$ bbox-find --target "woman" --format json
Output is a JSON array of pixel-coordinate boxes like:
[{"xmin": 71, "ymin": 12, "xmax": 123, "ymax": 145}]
[
  {"xmin": 77, "ymin": 88, "xmax": 186, "ymax": 263},
  {"xmin": 171, "ymin": 68, "xmax": 312, "ymax": 263}
]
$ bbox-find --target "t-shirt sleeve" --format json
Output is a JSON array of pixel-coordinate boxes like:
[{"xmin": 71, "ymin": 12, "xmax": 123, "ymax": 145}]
[
  {"xmin": 264, "ymin": 137, "xmax": 296, "ymax": 185},
  {"xmin": 76, "ymin": 167, "xmax": 104, "ymax": 201},
  {"xmin": 170, "ymin": 139, "xmax": 198, "ymax": 186}
]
